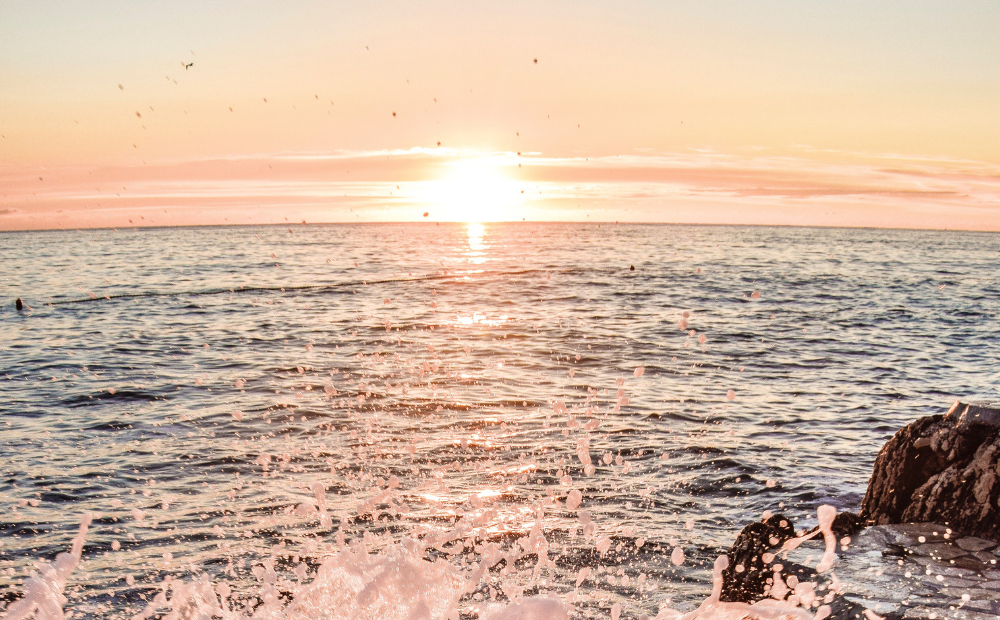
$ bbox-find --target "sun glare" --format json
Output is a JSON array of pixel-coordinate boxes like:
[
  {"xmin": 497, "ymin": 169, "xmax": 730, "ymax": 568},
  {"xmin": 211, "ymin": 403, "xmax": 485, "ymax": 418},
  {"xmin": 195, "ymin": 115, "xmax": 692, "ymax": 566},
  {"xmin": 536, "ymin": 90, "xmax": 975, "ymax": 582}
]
[{"xmin": 422, "ymin": 158, "xmax": 523, "ymax": 222}]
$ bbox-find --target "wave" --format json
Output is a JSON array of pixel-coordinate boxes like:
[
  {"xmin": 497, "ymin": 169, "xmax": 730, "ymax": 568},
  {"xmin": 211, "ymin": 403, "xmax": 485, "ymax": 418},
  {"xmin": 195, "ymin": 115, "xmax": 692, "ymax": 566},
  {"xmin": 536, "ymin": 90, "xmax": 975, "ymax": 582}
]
[{"xmin": 42, "ymin": 268, "xmax": 617, "ymax": 308}]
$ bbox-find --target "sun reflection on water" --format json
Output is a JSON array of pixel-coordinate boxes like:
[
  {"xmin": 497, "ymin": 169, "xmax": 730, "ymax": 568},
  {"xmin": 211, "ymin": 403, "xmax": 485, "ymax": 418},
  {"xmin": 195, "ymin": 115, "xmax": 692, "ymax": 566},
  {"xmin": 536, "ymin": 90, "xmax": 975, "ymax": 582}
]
[
  {"xmin": 466, "ymin": 222, "xmax": 487, "ymax": 263},
  {"xmin": 454, "ymin": 311, "xmax": 509, "ymax": 328}
]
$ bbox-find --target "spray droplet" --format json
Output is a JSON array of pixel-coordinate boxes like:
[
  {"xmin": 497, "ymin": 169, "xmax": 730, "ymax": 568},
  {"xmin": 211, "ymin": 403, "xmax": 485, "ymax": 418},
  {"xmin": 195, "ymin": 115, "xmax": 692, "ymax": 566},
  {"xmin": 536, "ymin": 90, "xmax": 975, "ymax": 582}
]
[{"xmin": 671, "ymin": 546, "xmax": 685, "ymax": 565}]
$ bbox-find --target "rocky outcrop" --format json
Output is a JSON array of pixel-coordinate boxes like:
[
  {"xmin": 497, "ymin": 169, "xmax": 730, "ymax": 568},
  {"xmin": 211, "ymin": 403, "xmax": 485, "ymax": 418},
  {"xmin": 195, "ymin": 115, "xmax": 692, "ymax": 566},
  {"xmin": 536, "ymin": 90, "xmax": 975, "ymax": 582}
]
[
  {"xmin": 718, "ymin": 400, "xmax": 1000, "ymax": 613},
  {"xmin": 717, "ymin": 514, "xmax": 903, "ymax": 619},
  {"xmin": 718, "ymin": 514, "xmax": 796, "ymax": 603},
  {"xmin": 860, "ymin": 401, "xmax": 1000, "ymax": 541}
]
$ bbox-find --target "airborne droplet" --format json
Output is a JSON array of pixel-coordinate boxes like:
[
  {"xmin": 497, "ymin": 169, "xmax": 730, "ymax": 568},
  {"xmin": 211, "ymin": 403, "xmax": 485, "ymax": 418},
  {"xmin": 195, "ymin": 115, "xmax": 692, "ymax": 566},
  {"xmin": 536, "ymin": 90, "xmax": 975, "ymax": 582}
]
[{"xmin": 671, "ymin": 546, "xmax": 685, "ymax": 565}]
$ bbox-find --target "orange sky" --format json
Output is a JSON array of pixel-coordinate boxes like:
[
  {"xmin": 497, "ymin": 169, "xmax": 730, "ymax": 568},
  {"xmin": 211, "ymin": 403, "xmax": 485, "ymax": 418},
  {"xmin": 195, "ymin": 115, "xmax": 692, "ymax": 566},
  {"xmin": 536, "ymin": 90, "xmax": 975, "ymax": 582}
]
[{"xmin": 3, "ymin": 1, "xmax": 1000, "ymax": 230}]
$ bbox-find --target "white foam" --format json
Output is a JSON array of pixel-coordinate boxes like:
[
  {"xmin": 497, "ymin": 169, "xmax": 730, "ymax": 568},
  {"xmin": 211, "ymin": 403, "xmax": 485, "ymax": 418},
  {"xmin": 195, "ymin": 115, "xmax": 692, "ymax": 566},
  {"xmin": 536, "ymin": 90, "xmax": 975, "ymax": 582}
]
[{"xmin": 0, "ymin": 513, "xmax": 92, "ymax": 620}]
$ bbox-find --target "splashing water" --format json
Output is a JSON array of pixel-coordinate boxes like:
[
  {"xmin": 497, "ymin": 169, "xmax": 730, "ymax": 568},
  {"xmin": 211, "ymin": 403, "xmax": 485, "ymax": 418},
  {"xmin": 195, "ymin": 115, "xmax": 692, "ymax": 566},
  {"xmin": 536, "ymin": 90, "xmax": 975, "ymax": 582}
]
[
  {"xmin": 4, "ymin": 503, "xmax": 848, "ymax": 620},
  {"xmin": 1, "ymin": 514, "xmax": 92, "ymax": 620}
]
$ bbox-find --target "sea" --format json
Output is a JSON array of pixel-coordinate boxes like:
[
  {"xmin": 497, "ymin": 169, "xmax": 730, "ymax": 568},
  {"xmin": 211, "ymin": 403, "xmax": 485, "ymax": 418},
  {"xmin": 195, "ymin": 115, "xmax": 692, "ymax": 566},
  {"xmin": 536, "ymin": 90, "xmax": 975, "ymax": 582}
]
[{"xmin": 1, "ymin": 223, "xmax": 998, "ymax": 620}]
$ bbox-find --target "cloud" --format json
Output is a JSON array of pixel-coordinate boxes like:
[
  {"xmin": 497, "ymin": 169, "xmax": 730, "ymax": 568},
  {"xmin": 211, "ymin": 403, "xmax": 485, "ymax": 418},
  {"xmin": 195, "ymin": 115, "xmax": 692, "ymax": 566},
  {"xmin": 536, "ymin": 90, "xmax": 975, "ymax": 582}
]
[{"xmin": 2, "ymin": 148, "xmax": 1000, "ymax": 231}]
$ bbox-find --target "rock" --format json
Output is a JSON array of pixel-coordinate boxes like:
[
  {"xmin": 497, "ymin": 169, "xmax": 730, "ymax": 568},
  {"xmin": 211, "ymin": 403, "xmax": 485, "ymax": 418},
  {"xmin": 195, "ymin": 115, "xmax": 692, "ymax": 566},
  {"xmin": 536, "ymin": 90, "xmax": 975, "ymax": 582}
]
[
  {"xmin": 830, "ymin": 510, "xmax": 865, "ymax": 538},
  {"xmin": 855, "ymin": 524, "xmax": 896, "ymax": 548},
  {"xmin": 860, "ymin": 401, "xmax": 1000, "ymax": 541},
  {"xmin": 956, "ymin": 403, "xmax": 1000, "ymax": 427},
  {"xmin": 956, "ymin": 537, "xmax": 998, "ymax": 553},
  {"xmin": 949, "ymin": 609, "xmax": 1000, "ymax": 620},
  {"xmin": 938, "ymin": 576, "xmax": 979, "ymax": 587},
  {"xmin": 910, "ymin": 542, "xmax": 970, "ymax": 561},
  {"xmin": 718, "ymin": 513, "xmax": 795, "ymax": 603},
  {"xmin": 801, "ymin": 510, "xmax": 865, "ymax": 540},
  {"xmin": 952, "ymin": 555, "xmax": 993, "ymax": 571},
  {"xmin": 970, "ymin": 550, "xmax": 998, "ymax": 564},
  {"xmin": 890, "ymin": 522, "xmax": 949, "ymax": 539}
]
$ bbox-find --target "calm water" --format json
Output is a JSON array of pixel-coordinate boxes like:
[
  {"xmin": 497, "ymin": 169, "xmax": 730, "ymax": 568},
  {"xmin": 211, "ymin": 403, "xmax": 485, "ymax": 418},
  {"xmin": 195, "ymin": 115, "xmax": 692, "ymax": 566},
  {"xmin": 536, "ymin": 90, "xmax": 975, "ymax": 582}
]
[{"xmin": 1, "ymin": 223, "xmax": 998, "ymax": 619}]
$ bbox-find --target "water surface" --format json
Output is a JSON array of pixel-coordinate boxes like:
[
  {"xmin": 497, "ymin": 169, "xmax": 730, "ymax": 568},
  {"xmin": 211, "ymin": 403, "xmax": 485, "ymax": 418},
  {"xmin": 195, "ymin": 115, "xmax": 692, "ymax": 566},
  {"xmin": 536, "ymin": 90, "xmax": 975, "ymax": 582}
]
[{"xmin": 1, "ymin": 223, "xmax": 998, "ymax": 618}]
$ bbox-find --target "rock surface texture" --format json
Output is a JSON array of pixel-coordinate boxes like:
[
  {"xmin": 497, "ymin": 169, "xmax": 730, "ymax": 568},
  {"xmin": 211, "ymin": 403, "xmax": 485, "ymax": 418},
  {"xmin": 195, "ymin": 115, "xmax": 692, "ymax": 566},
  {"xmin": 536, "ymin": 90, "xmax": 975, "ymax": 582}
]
[
  {"xmin": 718, "ymin": 514, "xmax": 796, "ymax": 603},
  {"xmin": 860, "ymin": 401, "xmax": 1000, "ymax": 541},
  {"xmin": 807, "ymin": 523, "xmax": 1000, "ymax": 619}
]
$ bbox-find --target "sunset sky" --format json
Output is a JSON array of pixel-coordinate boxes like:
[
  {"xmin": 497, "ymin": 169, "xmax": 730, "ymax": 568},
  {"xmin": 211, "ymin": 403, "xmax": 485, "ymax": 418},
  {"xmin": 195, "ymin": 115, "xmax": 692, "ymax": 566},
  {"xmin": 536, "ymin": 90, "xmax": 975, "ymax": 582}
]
[{"xmin": 3, "ymin": 1, "xmax": 1000, "ymax": 230}]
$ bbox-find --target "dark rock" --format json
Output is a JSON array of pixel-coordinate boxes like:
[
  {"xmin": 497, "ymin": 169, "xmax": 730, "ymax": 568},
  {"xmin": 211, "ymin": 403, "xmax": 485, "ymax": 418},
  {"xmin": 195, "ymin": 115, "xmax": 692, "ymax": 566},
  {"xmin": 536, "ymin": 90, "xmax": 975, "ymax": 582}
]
[
  {"xmin": 718, "ymin": 514, "xmax": 903, "ymax": 619},
  {"xmin": 860, "ymin": 401, "xmax": 1000, "ymax": 542},
  {"xmin": 719, "ymin": 514, "xmax": 795, "ymax": 603},
  {"xmin": 805, "ymin": 510, "xmax": 864, "ymax": 539}
]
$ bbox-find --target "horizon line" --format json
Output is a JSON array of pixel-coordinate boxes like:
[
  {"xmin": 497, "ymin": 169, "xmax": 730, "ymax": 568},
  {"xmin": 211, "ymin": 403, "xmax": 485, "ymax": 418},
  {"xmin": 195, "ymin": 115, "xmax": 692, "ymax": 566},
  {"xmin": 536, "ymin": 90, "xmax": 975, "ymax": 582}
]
[{"xmin": 3, "ymin": 220, "xmax": 999, "ymax": 235}]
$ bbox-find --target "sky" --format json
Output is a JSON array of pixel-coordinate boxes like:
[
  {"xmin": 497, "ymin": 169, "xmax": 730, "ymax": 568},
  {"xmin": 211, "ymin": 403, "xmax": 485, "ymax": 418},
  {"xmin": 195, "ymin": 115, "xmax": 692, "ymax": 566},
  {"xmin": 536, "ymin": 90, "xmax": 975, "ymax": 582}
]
[{"xmin": 2, "ymin": 1, "xmax": 1000, "ymax": 230}]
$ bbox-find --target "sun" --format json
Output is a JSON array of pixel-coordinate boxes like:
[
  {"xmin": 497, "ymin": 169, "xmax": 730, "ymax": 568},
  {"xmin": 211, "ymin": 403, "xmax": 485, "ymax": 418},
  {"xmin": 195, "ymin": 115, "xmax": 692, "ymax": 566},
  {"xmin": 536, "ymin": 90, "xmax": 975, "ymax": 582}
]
[{"xmin": 421, "ymin": 157, "xmax": 523, "ymax": 222}]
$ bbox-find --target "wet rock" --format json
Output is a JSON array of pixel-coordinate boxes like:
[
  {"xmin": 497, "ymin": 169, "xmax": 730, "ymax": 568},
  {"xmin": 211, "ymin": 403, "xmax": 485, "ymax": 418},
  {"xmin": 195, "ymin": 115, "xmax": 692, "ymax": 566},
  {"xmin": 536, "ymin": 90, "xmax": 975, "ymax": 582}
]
[
  {"xmin": 799, "ymin": 510, "xmax": 865, "ymax": 541},
  {"xmin": 778, "ymin": 522, "xmax": 1000, "ymax": 618},
  {"xmin": 911, "ymin": 542, "xmax": 969, "ymax": 561},
  {"xmin": 718, "ymin": 513, "xmax": 795, "ymax": 603},
  {"xmin": 955, "ymin": 537, "xmax": 997, "ymax": 553},
  {"xmin": 714, "ymin": 516, "xmax": 1000, "ymax": 618},
  {"xmin": 970, "ymin": 551, "xmax": 996, "ymax": 564},
  {"xmin": 953, "ymin": 555, "xmax": 993, "ymax": 571},
  {"xmin": 829, "ymin": 510, "xmax": 865, "ymax": 538},
  {"xmin": 860, "ymin": 401, "xmax": 1000, "ymax": 541}
]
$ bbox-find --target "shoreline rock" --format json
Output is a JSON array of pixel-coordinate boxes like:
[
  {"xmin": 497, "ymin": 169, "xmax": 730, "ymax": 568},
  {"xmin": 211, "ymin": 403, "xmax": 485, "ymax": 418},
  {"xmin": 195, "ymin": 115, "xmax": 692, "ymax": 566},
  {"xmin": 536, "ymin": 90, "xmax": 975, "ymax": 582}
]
[
  {"xmin": 718, "ymin": 400, "xmax": 1000, "ymax": 618},
  {"xmin": 860, "ymin": 401, "xmax": 1000, "ymax": 541},
  {"xmin": 719, "ymin": 514, "xmax": 795, "ymax": 603}
]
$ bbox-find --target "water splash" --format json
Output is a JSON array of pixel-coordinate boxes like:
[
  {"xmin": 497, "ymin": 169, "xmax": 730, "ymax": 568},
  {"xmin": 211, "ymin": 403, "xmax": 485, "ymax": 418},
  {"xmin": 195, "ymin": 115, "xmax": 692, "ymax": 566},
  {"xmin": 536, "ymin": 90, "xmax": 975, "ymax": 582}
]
[{"xmin": 1, "ymin": 514, "xmax": 92, "ymax": 620}]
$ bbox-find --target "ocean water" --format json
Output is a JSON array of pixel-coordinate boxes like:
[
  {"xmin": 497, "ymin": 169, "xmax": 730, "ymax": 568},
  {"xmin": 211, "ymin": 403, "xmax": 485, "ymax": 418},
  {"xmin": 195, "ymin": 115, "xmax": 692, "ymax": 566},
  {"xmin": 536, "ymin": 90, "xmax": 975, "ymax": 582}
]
[{"xmin": 1, "ymin": 223, "xmax": 998, "ymax": 619}]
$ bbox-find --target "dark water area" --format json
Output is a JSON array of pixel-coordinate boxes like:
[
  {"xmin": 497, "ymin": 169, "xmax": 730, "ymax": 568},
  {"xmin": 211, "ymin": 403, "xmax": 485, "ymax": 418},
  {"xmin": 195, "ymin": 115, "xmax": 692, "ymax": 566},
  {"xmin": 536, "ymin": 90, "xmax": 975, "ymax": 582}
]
[{"xmin": 1, "ymin": 223, "xmax": 998, "ymax": 619}]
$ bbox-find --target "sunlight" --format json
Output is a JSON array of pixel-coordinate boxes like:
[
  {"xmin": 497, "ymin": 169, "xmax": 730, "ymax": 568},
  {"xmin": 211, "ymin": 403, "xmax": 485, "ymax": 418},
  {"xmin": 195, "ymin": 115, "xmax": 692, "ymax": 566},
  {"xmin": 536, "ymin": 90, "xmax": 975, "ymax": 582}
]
[
  {"xmin": 463, "ymin": 222, "xmax": 491, "ymax": 263},
  {"xmin": 421, "ymin": 157, "xmax": 523, "ymax": 221},
  {"xmin": 453, "ymin": 310, "xmax": 509, "ymax": 327},
  {"xmin": 467, "ymin": 222, "xmax": 485, "ymax": 247}
]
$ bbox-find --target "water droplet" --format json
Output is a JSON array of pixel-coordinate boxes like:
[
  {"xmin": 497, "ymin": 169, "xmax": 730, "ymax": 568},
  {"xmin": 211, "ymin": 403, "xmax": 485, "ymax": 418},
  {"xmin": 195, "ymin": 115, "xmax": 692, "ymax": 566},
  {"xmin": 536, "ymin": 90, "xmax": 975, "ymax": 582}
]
[{"xmin": 671, "ymin": 546, "xmax": 685, "ymax": 565}]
